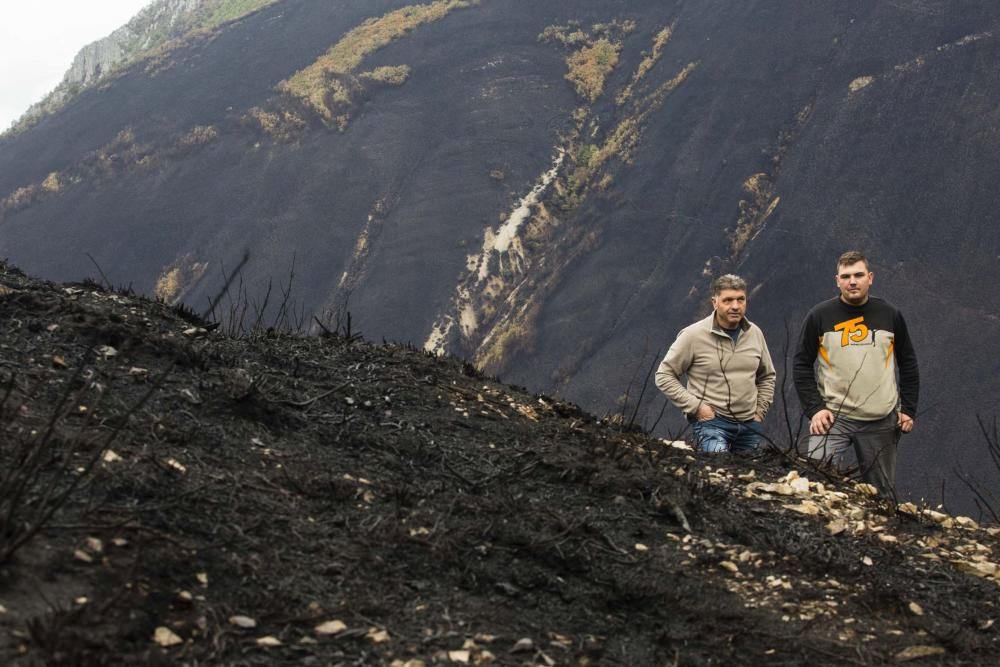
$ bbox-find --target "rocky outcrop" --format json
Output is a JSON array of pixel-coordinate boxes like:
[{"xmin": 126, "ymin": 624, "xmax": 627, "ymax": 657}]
[{"xmin": 63, "ymin": 0, "xmax": 198, "ymax": 84}]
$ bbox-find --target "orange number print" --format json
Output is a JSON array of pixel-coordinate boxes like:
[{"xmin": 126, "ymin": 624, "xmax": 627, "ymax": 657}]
[{"xmin": 833, "ymin": 316, "xmax": 869, "ymax": 347}]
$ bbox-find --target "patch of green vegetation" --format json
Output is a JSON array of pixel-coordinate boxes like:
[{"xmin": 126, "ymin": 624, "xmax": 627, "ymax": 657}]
[
  {"xmin": 360, "ymin": 65, "xmax": 412, "ymax": 85},
  {"xmin": 0, "ymin": 118, "xmax": 232, "ymax": 222},
  {"xmin": 555, "ymin": 61, "xmax": 700, "ymax": 210},
  {"xmin": 200, "ymin": 0, "xmax": 277, "ymax": 30},
  {"xmin": 177, "ymin": 125, "xmax": 220, "ymax": 149},
  {"xmin": 243, "ymin": 107, "xmax": 308, "ymax": 142},
  {"xmin": 565, "ymin": 38, "xmax": 621, "ymax": 102},
  {"xmin": 280, "ymin": 0, "xmax": 478, "ymax": 122},
  {"xmin": 617, "ymin": 25, "xmax": 673, "ymax": 106},
  {"xmin": 539, "ymin": 19, "xmax": 635, "ymax": 48},
  {"xmin": 575, "ymin": 143, "xmax": 599, "ymax": 169},
  {"xmin": 538, "ymin": 23, "xmax": 589, "ymax": 47},
  {"xmin": 539, "ymin": 20, "xmax": 640, "ymax": 103}
]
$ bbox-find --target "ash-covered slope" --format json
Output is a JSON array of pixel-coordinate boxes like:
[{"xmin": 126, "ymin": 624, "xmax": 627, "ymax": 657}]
[
  {"xmin": 0, "ymin": 0, "xmax": 998, "ymax": 513},
  {"xmin": 1, "ymin": 261, "xmax": 999, "ymax": 665}
]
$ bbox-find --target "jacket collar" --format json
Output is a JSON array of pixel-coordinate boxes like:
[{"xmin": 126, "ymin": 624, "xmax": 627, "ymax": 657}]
[{"xmin": 702, "ymin": 312, "xmax": 752, "ymax": 335}]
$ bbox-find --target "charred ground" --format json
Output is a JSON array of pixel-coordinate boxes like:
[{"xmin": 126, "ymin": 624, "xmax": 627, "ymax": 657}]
[
  {"xmin": 0, "ymin": 262, "xmax": 998, "ymax": 666},
  {"xmin": 2, "ymin": 0, "xmax": 1000, "ymax": 514}
]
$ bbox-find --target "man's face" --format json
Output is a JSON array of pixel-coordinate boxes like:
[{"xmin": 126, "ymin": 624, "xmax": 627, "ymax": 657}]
[
  {"xmin": 836, "ymin": 261, "xmax": 873, "ymax": 305},
  {"xmin": 712, "ymin": 289, "xmax": 747, "ymax": 328}
]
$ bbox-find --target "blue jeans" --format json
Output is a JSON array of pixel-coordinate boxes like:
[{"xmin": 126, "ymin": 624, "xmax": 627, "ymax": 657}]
[{"xmin": 690, "ymin": 416, "xmax": 761, "ymax": 454}]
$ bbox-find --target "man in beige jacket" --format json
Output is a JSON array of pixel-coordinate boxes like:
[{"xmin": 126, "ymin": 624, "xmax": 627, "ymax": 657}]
[{"xmin": 655, "ymin": 274, "xmax": 776, "ymax": 453}]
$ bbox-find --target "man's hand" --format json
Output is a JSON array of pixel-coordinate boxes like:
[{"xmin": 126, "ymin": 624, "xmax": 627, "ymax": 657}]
[
  {"xmin": 695, "ymin": 404, "xmax": 716, "ymax": 422},
  {"xmin": 810, "ymin": 409, "xmax": 835, "ymax": 435},
  {"xmin": 898, "ymin": 412, "xmax": 915, "ymax": 433}
]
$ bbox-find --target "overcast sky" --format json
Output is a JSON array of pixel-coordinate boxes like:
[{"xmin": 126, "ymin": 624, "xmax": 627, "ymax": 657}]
[{"xmin": 0, "ymin": 1, "xmax": 153, "ymax": 131}]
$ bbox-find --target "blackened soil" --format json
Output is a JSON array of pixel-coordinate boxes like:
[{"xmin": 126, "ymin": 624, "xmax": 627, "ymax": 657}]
[{"xmin": 0, "ymin": 261, "xmax": 997, "ymax": 666}]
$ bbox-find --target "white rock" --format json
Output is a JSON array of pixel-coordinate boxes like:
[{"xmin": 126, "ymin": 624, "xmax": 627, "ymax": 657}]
[
  {"xmin": 512, "ymin": 638, "xmax": 534, "ymax": 652},
  {"xmin": 315, "ymin": 620, "xmax": 347, "ymax": 635},
  {"xmin": 154, "ymin": 626, "xmax": 183, "ymax": 647}
]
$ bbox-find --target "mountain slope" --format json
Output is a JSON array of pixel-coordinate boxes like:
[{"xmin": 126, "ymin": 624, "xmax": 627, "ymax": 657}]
[
  {"xmin": 0, "ymin": 0, "xmax": 998, "ymax": 514},
  {"xmin": 0, "ymin": 261, "xmax": 998, "ymax": 664}
]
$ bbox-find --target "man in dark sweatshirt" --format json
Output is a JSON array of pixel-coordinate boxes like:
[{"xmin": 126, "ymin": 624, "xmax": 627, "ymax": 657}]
[{"xmin": 793, "ymin": 250, "xmax": 919, "ymax": 498}]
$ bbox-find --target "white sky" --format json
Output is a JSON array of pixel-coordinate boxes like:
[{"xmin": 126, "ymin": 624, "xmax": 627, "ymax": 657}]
[{"xmin": 0, "ymin": 0, "xmax": 153, "ymax": 131}]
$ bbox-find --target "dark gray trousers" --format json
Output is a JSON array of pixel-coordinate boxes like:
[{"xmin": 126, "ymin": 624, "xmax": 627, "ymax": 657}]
[{"xmin": 802, "ymin": 413, "xmax": 900, "ymax": 498}]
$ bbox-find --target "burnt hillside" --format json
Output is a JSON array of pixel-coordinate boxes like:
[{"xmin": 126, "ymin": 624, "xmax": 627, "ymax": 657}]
[
  {"xmin": 1, "ymin": 262, "xmax": 999, "ymax": 665},
  {"xmin": 0, "ymin": 0, "xmax": 998, "ymax": 513}
]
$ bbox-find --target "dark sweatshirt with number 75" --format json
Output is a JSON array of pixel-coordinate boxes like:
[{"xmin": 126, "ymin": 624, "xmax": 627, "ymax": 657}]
[{"xmin": 793, "ymin": 296, "xmax": 919, "ymax": 422}]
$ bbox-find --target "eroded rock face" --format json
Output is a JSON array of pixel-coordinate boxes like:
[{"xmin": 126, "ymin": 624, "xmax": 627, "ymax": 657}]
[
  {"xmin": 0, "ymin": 0, "xmax": 998, "ymax": 513},
  {"xmin": 64, "ymin": 0, "xmax": 202, "ymax": 83}
]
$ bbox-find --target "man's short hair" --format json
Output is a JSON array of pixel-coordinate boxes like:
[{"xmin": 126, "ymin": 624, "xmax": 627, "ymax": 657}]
[
  {"xmin": 711, "ymin": 274, "xmax": 747, "ymax": 296},
  {"xmin": 837, "ymin": 250, "xmax": 870, "ymax": 271}
]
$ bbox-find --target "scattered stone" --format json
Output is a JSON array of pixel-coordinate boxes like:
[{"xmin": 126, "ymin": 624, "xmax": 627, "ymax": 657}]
[
  {"xmin": 511, "ymin": 638, "xmax": 534, "ymax": 653},
  {"xmin": 154, "ymin": 627, "xmax": 183, "ymax": 647},
  {"xmin": 315, "ymin": 620, "xmax": 347, "ymax": 635},
  {"xmin": 826, "ymin": 519, "xmax": 847, "ymax": 535},
  {"xmin": 786, "ymin": 501, "xmax": 821, "ymax": 516},
  {"xmin": 179, "ymin": 388, "xmax": 202, "ymax": 404},
  {"xmin": 96, "ymin": 345, "xmax": 118, "ymax": 359},
  {"xmin": 894, "ymin": 645, "xmax": 945, "ymax": 662},
  {"xmin": 367, "ymin": 628, "xmax": 390, "ymax": 643},
  {"xmin": 854, "ymin": 483, "xmax": 879, "ymax": 497}
]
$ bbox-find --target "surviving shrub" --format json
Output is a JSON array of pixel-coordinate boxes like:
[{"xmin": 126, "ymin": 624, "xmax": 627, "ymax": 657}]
[{"xmin": 565, "ymin": 38, "xmax": 622, "ymax": 102}]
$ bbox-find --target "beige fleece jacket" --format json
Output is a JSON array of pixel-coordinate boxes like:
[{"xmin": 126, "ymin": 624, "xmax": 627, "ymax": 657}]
[{"xmin": 655, "ymin": 314, "xmax": 776, "ymax": 421}]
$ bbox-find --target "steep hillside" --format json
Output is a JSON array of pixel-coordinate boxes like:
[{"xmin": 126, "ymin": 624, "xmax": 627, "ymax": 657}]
[
  {"xmin": 7, "ymin": 0, "xmax": 278, "ymax": 134},
  {"xmin": 0, "ymin": 262, "xmax": 999, "ymax": 665},
  {"xmin": 0, "ymin": 0, "xmax": 998, "ymax": 514}
]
